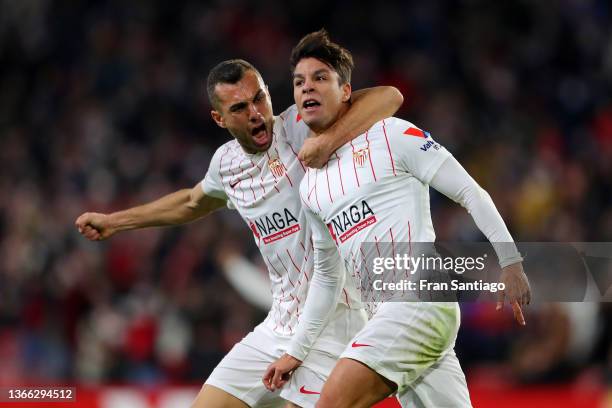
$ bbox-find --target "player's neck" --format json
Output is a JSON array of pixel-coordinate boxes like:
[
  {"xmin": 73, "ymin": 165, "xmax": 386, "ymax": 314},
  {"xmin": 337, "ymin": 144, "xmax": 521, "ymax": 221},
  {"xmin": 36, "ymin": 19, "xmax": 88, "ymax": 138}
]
[{"xmin": 311, "ymin": 103, "xmax": 350, "ymax": 136}]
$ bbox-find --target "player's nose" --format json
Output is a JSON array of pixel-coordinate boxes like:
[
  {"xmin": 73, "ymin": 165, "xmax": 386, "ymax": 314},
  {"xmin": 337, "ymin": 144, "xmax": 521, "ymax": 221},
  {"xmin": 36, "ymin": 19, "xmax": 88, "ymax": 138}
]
[
  {"xmin": 302, "ymin": 78, "xmax": 314, "ymax": 93},
  {"xmin": 247, "ymin": 103, "xmax": 262, "ymax": 121}
]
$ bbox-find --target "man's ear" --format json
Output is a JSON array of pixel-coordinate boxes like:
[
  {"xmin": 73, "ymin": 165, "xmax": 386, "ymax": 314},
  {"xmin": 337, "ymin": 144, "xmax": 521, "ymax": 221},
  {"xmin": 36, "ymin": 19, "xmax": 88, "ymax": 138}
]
[
  {"xmin": 211, "ymin": 110, "xmax": 226, "ymax": 128},
  {"xmin": 341, "ymin": 83, "xmax": 352, "ymax": 103}
]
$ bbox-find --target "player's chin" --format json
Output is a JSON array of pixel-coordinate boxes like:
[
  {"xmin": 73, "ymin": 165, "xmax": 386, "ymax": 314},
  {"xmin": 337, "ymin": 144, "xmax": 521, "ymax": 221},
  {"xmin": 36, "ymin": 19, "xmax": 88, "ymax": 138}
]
[{"xmin": 302, "ymin": 116, "xmax": 323, "ymax": 131}]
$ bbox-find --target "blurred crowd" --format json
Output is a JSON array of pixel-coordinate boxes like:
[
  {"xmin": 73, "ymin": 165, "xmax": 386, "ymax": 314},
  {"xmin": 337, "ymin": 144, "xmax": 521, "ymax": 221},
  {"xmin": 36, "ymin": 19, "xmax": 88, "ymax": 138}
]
[{"xmin": 0, "ymin": 0, "xmax": 611, "ymax": 391}]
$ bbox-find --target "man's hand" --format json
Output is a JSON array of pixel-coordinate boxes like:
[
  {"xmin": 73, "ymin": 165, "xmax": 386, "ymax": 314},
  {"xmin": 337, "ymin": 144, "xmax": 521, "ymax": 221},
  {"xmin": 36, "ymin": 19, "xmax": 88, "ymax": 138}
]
[
  {"xmin": 262, "ymin": 353, "xmax": 302, "ymax": 391},
  {"xmin": 496, "ymin": 262, "xmax": 531, "ymax": 325},
  {"xmin": 298, "ymin": 136, "xmax": 332, "ymax": 169},
  {"xmin": 75, "ymin": 212, "xmax": 116, "ymax": 241}
]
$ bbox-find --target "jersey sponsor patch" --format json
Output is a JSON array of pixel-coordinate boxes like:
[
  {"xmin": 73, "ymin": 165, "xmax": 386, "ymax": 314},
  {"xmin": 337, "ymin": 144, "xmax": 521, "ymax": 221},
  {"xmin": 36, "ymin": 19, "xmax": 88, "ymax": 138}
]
[
  {"xmin": 327, "ymin": 200, "xmax": 377, "ymax": 244},
  {"xmin": 420, "ymin": 139, "xmax": 440, "ymax": 152},
  {"xmin": 250, "ymin": 209, "xmax": 301, "ymax": 244}
]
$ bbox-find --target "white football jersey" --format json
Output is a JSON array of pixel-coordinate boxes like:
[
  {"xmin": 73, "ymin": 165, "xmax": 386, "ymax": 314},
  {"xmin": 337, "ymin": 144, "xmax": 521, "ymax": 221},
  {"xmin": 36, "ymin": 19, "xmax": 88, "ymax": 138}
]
[
  {"xmin": 202, "ymin": 105, "xmax": 361, "ymax": 336},
  {"xmin": 299, "ymin": 117, "xmax": 452, "ymax": 314}
]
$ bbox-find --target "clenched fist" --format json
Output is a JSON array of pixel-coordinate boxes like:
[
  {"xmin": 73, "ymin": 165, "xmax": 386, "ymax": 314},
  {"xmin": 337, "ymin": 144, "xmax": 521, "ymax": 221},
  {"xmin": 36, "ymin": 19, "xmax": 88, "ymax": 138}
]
[
  {"xmin": 298, "ymin": 136, "xmax": 333, "ymax": 169},
  {"xmin": 75, "ymin": 212, "xmax": 116, "ymax": 241}
]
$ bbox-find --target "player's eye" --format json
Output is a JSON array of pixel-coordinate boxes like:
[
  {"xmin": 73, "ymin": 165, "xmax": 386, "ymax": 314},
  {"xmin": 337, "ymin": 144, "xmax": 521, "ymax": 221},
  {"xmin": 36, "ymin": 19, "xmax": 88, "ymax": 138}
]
[
  {"xmin": 293, "ymin": 79, "xmax": 303, "ymax": 87},
  {"xmin": 316, "ymin": 75, "xmax": 326, "ymax": 81}
]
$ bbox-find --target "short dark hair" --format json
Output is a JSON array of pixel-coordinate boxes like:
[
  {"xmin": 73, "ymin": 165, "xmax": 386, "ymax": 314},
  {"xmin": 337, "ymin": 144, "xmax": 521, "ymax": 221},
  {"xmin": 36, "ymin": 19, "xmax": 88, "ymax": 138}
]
[
  {"xmin": 290, "ymin": 29, "xmax": 354, "ymax": 85},
  {"xmin": 206, "ymin": 59, "xmax": 261, "ymax": 109}
]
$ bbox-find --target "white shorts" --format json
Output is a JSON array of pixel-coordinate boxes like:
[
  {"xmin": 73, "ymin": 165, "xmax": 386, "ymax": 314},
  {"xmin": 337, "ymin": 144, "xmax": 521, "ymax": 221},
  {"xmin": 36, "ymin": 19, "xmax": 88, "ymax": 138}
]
[
  {"xmin": 340, "ymin": 302, "xmax": 472, "ymax": 407},
  {"xmin": 205, "ymin": 306, "xmax": 367, "ymax": 407}
]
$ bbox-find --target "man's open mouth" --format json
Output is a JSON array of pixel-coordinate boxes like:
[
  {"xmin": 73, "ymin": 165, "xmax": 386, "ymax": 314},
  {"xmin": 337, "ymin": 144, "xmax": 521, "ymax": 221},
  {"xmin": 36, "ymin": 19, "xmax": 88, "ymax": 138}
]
[
  {"xmin": 251, "ymin": 124, "xmax": 270, "ymax": 147},
  {"xmin": 303, "ymin": 99, "xmax": 321, "ymax": 111}
]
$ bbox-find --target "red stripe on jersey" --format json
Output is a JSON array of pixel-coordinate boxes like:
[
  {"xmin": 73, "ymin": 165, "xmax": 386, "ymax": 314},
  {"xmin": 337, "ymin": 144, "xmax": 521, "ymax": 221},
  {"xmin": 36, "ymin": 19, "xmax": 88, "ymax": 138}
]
[
  {"xmin": 408, "ymin": 221, "xmax": 412, "ymax": 256},
  {"xmin": 314, "ymin": 170, "xmax": 322, "ymax": 211},
  {"xmin": 250, "ymin": 159, "xmax": 267, "ymax": 196},
  {"xmin": 299, "ymin": 191, "xmax": 312, "ymax": 214},
  {"xmin": 265, "ymin": 255, "xmax": 282, "ymax": 278},
  {"xmin": 351, "ymin": 251, "xmax": 363, "ymax": 286},
  {"xmin": 238, "ymin": 157, "xmax": 254, "ymax": 197},
  {"xmin": 286, "ymin": 249, "xmax": 301, "ymax": 274},
  {"xmin": 306, "ymin": 171, "xmax": 317, "ymax": 203},
  {"xmin": 405, "ymin": 221, "xmax": 413, "ymax": 281},
  {"xmin": 287, "ymin": 142, "xmax": 306, "ymax": 173},
  {"xmin": 343, "ymin": 288, "xmax": 350, "ymax": 307},
  {"xmin": 265, "ymin": 151, "xmax": 281, "ymax": 193},
  {"xmin": 284, "ymin": 171, "xmax": 293, "ymax": 187},
  {"xmin": 349, "ymin": 251, "xmax": 359, "ymax": 276},
  {"xmin": 349, "ymin": 140, "xmax": 360, "ymax": 187},
  {"xmin": 335, "ymin": 152, "xmax": 345, "ymax": 195},
  {"xmin": 359, "ymin": 247, "xmax": 369, "ymax": 276},
  {"xmin": 248, "ymin": 171, "xmax": 256, "ymax": 201},
  {"xmin": 227, "ymin": 149, "xmax": 243, "ymax": 204},
  {"xmin": 382, "ymin": 119, "xmax": 397, "ymax": 176},
  {"xmin": 277, "ymin": 255, "xmax": 297, "ymax": 296},
  {"xmin": 275, "ymin": 147, "xmax": 293, "ymax": 187},
  {"xmin": 296, "ymin": 113, "xmax": 302, "ymax": 122},
  {"xmin": 325, "ymin": 162, "xmax": 334, "ymax": 203},
  {"xmin": 390, "ymin": 227, "xmax": 397, "ymax": 284},
  {"xmin": 276, "ymin": 254, "xmax": 290, "ymax": 275},
  {"xmin": 218, "ymin": 145, "xmax": 230, "ymax": 189},
  {"xmin": 306, "ymin": 168, "xmax": 311, "ymax": 202},
  {"xmin": 365, "ymin": 131, "xmax": 377, "ymax": 181},
  {"xmin": 238, "ymin": 157, "xmax": 248, "ymax": 202},
  {"xmin": 228, "ymin": 155, "xmax": 237, "ymax": 179}
]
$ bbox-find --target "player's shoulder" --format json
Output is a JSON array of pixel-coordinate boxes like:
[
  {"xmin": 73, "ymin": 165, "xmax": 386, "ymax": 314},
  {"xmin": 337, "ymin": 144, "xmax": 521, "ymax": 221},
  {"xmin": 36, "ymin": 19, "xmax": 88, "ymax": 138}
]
[
  {"xmin": 276, "ymin": 104, "xmax": 309, "ymax": 145},
  {"xmin": 361, "ymin": 117, "xmax": 414, "ymax": 135},
  {"xmin": 365, "ymin": 117, "xmax": 432, "ymax": 143},
  {"xmin": 210, "ymin": 139, "xmax": 242, "ymax": 165},
  {"xmin": 274, "ymin": 104, "xmax": 300, "ymax": 132},
  {"xmin": 277, "ymin": 104, "xmax": 300, "ymax": 123},
  {"xmin": 380, "ymin": 117, "xmax": 424, "ymax": 134}
]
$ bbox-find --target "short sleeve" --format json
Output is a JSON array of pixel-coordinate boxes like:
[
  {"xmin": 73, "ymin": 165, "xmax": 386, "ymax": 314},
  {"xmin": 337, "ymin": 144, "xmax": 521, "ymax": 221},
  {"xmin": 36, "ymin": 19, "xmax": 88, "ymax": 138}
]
[
  {"xmin": 200, "ymin": 147, "xmax": 229, "ymax": 201},
  {"xmin": 387, "ymin": 118, "xmax": 452, "ymax": 184}
]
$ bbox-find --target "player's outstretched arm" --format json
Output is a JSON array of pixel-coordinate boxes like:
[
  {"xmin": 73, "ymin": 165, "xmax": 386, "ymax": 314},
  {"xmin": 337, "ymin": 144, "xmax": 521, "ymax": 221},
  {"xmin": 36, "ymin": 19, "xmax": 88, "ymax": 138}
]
[
  {"xmin": 217, "ymin": 245, "xmax": 272, "ymax": 311},
  {"xmin": 299, "ymin": 86, "xmax": 403, "ymax": 168},
  {"xmin": 429, "ymin": 156, "xmax": 531, "ymax": 324},
  {"xmin": 75, "ymin": 183, "xmax": 226, "ymax": 241}
]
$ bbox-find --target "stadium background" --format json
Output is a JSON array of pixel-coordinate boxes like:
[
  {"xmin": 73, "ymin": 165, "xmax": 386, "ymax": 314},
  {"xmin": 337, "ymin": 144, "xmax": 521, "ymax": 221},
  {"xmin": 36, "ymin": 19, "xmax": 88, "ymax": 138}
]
[{"xmin": 0, "ymin": 0, "xmax": 610, "ymax": 407}]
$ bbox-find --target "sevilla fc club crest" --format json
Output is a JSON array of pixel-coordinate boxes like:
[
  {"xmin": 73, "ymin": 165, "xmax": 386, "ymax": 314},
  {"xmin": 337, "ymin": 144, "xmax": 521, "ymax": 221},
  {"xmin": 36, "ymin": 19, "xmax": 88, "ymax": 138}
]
[
  {"xmin": 268, "ymin": 158, "xmax": 286, "ymax": 177},
  {"xmin": 353, "ymin": 147, "xmax": 369, "ymax": 167}
]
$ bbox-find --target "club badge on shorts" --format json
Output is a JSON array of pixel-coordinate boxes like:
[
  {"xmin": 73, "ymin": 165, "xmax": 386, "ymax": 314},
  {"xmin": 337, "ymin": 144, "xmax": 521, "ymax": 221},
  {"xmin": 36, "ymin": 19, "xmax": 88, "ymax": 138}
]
[
  {"xmin": 353, "ymin": 147, "xmax": 370, "ymax": 167},
  {"xmin": 268, "ymin": 158, "xmax": 286, "ymax": 177}
]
